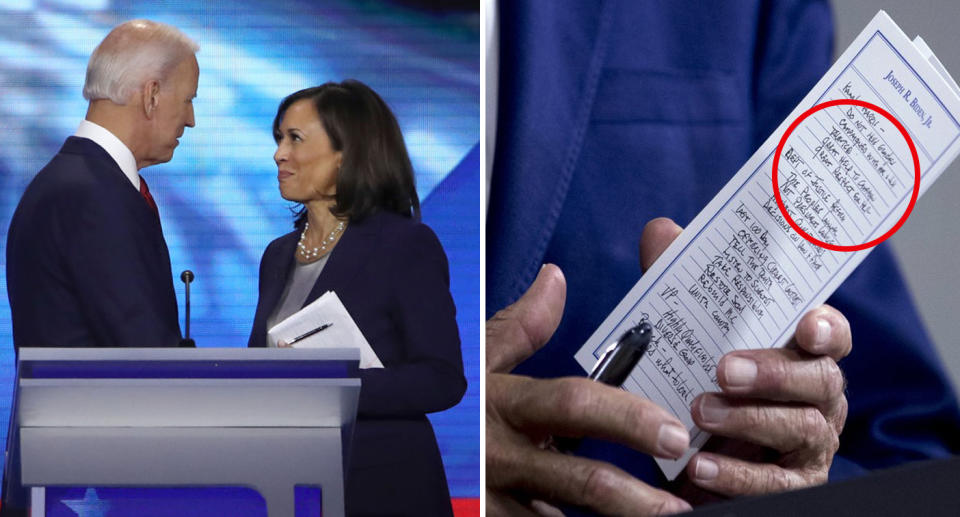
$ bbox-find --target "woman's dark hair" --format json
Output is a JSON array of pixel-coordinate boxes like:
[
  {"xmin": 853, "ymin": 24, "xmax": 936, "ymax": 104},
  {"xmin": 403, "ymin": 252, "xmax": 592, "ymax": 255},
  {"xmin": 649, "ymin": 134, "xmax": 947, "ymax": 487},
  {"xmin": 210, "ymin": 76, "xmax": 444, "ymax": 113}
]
[{"xmin": 273, "ymin": 79, "xmax": 420, "ymax": 226}]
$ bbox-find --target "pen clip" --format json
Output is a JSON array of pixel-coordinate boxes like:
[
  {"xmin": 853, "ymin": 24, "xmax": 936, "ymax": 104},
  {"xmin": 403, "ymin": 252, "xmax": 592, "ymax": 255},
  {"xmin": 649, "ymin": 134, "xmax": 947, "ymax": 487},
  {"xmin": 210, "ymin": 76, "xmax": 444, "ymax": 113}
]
[
  {"xmin": 588, "ymin": 342, "xmax": 620, "ymax": 380},
  {"xmin": 587, "ymin": 321, "xmax": 653, "ymax": 385}
]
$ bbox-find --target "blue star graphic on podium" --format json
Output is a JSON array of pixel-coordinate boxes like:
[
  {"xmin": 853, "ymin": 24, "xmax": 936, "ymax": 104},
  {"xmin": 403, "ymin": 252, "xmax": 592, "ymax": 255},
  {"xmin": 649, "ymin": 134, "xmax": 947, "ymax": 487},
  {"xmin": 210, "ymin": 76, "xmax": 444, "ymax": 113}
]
[{"xmin": 61, "ymin": 488, "xmax": 111, "ymax": 517}]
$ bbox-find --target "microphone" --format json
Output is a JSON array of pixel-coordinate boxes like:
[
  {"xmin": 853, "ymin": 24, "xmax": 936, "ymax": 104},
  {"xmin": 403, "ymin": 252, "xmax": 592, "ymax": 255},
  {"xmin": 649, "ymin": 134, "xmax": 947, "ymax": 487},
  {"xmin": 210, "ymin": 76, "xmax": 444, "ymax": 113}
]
[{"xmin": 179, "ymin": 270, "xmax": 195, "ymax": 348}]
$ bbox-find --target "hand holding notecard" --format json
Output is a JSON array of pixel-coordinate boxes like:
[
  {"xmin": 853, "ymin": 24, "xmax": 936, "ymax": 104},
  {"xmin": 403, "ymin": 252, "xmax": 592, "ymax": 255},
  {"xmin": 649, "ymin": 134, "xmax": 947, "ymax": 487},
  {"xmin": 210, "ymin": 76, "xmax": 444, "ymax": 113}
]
[
  {"xmin": 576, "ymin": 11, "xmax": 960, "ymax": 480},
  {"xmin": 268, "ymin": 291, "xmax": 384, "ymax": 369}
]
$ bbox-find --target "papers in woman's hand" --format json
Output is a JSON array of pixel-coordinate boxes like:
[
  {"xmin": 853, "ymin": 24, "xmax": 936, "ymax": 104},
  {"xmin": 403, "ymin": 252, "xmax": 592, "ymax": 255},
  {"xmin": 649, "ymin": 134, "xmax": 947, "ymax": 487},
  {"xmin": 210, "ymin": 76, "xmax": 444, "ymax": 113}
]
[{"xmin": 267, "ymin": 291, "xmax": 384, "ymax": 369}]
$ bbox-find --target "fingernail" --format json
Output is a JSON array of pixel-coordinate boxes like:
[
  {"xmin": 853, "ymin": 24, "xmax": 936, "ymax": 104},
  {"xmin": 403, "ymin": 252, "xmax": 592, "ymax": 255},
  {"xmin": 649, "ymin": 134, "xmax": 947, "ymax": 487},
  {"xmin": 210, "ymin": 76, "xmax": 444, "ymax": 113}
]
[
  {"xmin": 816, "ymin": 318, "xmax": 832, "ymax": 349},
  {"xmin": 699, "ymin": 396, "xmax": 730, "ymax": 424},
  {"xmin": 724, "ymin": 356, "xmax": 757, "ymax": 387},
  {"xmin": 694, "ymin": 457, "xmax": 719, "ymax": 481},
  {"xmin": 657, "ymin": 424, "xmax": 689, "ymax": 458}
]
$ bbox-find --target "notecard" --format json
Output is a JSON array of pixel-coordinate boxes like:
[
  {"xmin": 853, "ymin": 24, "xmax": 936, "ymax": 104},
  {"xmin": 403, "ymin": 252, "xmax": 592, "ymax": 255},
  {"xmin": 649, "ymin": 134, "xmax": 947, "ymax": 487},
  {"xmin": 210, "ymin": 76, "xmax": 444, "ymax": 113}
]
[
  {"xmin": 268, "ymin": 291, "xmax": 384, "ymax": 369},
  {"xmin": 574, "ymin": 11, "xmax": 960, "ymax": 480}
]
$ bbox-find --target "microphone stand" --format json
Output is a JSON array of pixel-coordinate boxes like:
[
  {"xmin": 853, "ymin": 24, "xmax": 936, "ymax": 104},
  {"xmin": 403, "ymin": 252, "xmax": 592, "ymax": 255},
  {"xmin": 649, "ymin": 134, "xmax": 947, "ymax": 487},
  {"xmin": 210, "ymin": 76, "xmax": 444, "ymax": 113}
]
[{"xmin": 179, "ymin": 270, "xmax": 195, "ymax": 347}]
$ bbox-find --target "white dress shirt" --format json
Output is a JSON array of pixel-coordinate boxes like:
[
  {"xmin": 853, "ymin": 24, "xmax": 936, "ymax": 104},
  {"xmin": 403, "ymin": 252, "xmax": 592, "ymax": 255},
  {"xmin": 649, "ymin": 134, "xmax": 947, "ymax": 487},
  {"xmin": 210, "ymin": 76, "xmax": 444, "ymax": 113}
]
[{"xmin": 74, "ymin": 119, "xmax": 140, "ymax": 190}]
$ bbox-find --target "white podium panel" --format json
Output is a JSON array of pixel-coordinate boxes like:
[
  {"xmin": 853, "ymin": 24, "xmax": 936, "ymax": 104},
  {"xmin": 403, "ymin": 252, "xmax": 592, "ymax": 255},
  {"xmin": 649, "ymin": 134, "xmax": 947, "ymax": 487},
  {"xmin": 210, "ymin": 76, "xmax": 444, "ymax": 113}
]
[{"xmin": 4, "ymin": 348, "xmax": 360, "ymax": 517}]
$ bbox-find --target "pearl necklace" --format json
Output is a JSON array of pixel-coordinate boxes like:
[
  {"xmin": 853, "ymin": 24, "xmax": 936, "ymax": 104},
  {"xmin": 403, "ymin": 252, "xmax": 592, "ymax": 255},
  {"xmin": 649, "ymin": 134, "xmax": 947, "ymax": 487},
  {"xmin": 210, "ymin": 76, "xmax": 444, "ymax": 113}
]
[{"xmin": 297, "ymin": 220, "xmax": 345, "ymax": 260}]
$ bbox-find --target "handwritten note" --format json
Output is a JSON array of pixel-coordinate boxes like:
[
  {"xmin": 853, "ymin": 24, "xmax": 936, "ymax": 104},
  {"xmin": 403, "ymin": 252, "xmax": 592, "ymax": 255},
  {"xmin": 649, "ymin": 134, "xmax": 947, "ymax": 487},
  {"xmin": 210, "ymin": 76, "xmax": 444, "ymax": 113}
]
[{"xmin": 574, "ymin": 11, "xmax": 960, "ymax": 480}]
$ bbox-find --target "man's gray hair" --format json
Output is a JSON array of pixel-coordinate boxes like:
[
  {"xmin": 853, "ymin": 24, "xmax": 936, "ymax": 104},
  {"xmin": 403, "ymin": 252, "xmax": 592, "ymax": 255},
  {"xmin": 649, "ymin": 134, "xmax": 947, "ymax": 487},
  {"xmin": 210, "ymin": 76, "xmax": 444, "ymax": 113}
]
[{"xmin": 83, "ymin": 19, "xmax": 199, "ymax": 105}]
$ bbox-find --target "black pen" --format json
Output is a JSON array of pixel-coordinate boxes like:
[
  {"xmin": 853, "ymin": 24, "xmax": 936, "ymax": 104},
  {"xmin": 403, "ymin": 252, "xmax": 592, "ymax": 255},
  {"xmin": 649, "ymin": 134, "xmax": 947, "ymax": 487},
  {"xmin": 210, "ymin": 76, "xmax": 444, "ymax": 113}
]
[
  {"xmin": 589, "ymin": 320, "xmax": 653, "ymax": 385},
  {"xmin": 286, "ymin": 323, "xmax": 333, "ymax": 346},
  {"xmin": 552, "ymin": 320, "xmax": 653, "ymax": 453}
]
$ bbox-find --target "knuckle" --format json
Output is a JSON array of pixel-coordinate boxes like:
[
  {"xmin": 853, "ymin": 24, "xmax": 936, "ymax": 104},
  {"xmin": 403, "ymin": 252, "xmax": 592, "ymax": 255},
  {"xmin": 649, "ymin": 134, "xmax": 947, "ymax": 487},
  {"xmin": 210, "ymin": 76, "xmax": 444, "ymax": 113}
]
[
  {"xmin": 553, "ymin": 378, "xmax": 595, "ymax": 422},
  {"xmin": 491, "ymin": 375, "xmax": 531, "ymax": 421},
  {"xmin": 486, "ymin": 306, "xmax": 524, "ymax": 341},
  {"xmin": 745, "ymin": 403, "xmax": 774, "ymax": 431},
  {"xmin": 808, "ymin": 466, "xmax": 829, "ymax": 486},
  {"xmin": 486, "ymin": 312, "xmax": 539, "ymax": 372},
  {"xmin": 485, "ymin": 438, "xmax": 521, "ymax": 490},
  {"xmin": 815, "ymin": 358, "xmax": 845, "ymax": 401},
  {"xmin": 739, "ymin": 465, "xmax": 799, "ymax": 494},
  {"xmin": 760, "ymin": 353, "xmax": 790, "ymax": 391},
  {"xmin": 796, "ymin": 407, "xmax": 830, "ymax": 451},
  {"xmin": 486, "ymin": 308, "xmax": 512, "ymax": 335},
  {"xmin": 486, "ymin": 310, "xmax": 521, "ymax": 341},
  {"xmin": 731, "ymin": 462, "xmax": 761, "ymax": 494},
  {"xmin": 621, "ymin": 400, "xmax": 649, "ymax": 433},
  {"xmin": 827, "ymin": 426, "xmax": 841, "ymax": 454},
  {"xmin": 485, "ymin": 381, "xmax": 506, "ymax": 416},
  {"xmin": 485, "ymin": 448, "xmax": 510, "ymax": 482},
  {"xmin": 580, "ymin": 464, "xmax": 621, "ymax": 504},
  {"xmin": 832, "ymin": 395, "xmax": 849, "ymax": 435},
  {"xmin": 769, "ymin": 468, "xmax": 794, "ymax": 492},
  {"xmin": 793, "ymin": 466, "xmax": 828, "ymax": 491}
]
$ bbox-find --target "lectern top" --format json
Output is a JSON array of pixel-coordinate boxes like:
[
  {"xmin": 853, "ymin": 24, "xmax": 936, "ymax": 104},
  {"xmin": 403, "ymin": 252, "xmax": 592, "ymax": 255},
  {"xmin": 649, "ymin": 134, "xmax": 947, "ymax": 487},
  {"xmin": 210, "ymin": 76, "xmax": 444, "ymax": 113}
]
[{"xmin": 17, "ymin": 347, "xmax": 360, "ymax": 379}]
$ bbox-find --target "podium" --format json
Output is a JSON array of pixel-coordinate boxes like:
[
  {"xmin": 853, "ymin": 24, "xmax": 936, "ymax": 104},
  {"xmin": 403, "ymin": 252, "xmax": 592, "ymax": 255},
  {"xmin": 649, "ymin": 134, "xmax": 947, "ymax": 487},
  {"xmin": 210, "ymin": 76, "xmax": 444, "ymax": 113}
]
[{"xmin": 4, "ymin": 347, "xmax": 360, "ymax": 517}]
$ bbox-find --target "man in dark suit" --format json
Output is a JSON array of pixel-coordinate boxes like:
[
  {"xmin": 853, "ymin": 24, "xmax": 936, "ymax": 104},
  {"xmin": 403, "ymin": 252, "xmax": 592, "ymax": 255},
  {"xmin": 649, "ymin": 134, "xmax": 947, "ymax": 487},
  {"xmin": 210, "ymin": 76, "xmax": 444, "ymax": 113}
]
[
  {"xmin": 3, "ymin": 19, "xmax": 199, "ymax": 515},
  {"xmin": 486, "ymin": 1, "xmax": 960, "ymax": 515},
  {"xmin": 6, "ymin": 19, "xmax": 199, "ymax": 351}
]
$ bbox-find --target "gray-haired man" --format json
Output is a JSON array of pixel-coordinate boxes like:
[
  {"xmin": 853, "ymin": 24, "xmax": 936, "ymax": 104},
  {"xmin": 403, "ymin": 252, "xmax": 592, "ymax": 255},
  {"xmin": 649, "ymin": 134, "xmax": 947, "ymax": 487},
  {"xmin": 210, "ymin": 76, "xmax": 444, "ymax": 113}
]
[
  {"xmin": 7, "ymin": 19, "xmax": 198, "ymax": 351},
  {"xmin": 3, "ymin": 19, "xmax": 198, "ymax": 513}
]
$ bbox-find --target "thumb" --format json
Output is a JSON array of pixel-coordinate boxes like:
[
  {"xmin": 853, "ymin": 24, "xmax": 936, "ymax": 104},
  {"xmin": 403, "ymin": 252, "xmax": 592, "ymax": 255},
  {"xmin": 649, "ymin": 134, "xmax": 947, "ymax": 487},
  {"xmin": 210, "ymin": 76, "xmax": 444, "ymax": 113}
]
[
  {"xmin": 486, "ymin": 264, "xmax": 566, "ymax": 373},
  {"xmin": 640, "ymin": 217, "xmax": 683, "ymax": 272}
]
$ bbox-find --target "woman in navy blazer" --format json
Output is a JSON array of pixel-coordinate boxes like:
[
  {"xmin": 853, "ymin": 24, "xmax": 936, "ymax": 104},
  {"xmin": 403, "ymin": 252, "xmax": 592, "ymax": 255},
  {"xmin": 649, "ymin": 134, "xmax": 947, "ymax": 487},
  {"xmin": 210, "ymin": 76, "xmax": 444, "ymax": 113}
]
[{"xmin": 248, "ymin": 80, "xmax": 466, "ymax": 516}]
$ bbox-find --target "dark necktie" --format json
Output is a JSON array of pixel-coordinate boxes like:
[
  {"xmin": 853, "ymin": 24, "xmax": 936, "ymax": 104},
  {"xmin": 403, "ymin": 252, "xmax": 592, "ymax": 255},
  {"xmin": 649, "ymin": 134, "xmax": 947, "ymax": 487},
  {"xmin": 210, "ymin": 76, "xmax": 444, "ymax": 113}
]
[{"xmin": 139, "ymin": 175, "xmax": 159, "ymax": 219}]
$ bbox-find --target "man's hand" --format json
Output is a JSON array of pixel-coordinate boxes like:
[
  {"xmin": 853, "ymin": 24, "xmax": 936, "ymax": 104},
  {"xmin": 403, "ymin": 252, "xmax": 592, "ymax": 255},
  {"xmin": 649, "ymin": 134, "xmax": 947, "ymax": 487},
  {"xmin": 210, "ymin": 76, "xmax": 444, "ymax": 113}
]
[
  {"xmin": 486, "ymin": 265, "xmax": 693, "ymax": 516},
  {"xmin": 684, "ymin": 304, "xmax": 850, "ymax": 496},
  {"xmin": 640, "ymin": 218, "xmax": 851, "ymax": 498}
]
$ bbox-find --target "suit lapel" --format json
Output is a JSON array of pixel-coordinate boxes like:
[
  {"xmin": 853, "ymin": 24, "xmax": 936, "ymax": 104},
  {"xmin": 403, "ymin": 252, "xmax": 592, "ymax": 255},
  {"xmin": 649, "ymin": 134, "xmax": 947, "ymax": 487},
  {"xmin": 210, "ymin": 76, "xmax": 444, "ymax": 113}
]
[
  {"xmin": 303, "ymin": 214, "xmax": 381, "ymax": 307},
  {"xmin": 486, "ymin": 0, "xmax": 616, "ymax": 315},
  {"xmin": 65, "ymin": 136, "xmax": 165, "ymax": 232},
  {"xmin": 66, "ymin": 135, "xmax": 174, "ymax": 285},
  {"xmin": 64, "ymin": 137, "xmax": 140, "ymax": 199}
]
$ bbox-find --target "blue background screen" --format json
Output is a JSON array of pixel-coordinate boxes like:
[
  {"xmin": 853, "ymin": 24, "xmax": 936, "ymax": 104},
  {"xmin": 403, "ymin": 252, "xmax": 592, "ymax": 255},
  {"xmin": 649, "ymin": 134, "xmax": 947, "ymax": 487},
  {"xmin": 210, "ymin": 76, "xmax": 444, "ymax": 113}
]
[{"xmin": 0, "ymin": 0, "xmax": 480, "ymax": 503}]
